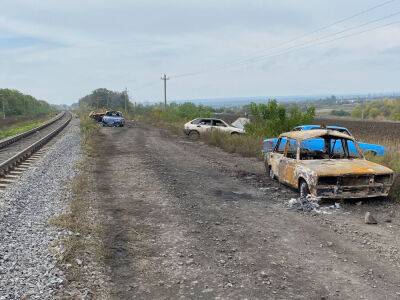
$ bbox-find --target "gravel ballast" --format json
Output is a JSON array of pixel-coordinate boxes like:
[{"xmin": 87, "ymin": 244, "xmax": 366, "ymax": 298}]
[{"xmin": 0, "ymin": 118, "xmax": 81, "ymax": 299}]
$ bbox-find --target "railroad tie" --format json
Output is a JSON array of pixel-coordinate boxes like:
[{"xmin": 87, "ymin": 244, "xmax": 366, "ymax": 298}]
[{"xmin": 0, "ymin": 178, "xmax": 15, "ymax": 184}]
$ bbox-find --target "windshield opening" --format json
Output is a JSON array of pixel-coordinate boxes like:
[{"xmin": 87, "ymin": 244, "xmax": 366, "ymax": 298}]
[{"xmin": 300, "ymin": 135, "xmax": 362, "ymax": 160}]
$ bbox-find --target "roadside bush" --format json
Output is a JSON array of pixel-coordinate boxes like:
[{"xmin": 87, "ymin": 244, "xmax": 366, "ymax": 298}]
[
  {"xmin": 150, "ymin": 102, "xmax": 213, "ymax": 124},
  {"xmin": 245, "ymin": 100, "xmax": 315, "ymax": 137},
  {"xmin": 331, "ymin": 109, "xmax": 351, "ymax": 117}
]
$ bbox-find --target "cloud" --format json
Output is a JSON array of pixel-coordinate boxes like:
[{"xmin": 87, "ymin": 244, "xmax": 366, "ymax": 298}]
[{"xmin": 0, "ymin": 0, "xmax": 399, "ymax": 104}]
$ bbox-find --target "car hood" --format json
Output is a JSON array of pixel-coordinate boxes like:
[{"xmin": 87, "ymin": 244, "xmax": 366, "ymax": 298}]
[{"xmin": 299, "ymin": 159, "xmax": 393, "ymax": 176}]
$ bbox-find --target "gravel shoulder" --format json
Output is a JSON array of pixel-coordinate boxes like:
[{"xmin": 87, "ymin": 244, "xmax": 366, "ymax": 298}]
[
  {"xmin": 61, "ymin": 121, "xmax": 400, "ymax": 299},
  {"xmin": 0, "ymin": 117, "xmax": 81, "ymax": 299}
]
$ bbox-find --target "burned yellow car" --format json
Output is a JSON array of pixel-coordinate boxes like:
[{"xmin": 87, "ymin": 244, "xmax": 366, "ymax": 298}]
[{"xmin": 264, "ymin": 129, "xmax": 394, "ymax": 199}]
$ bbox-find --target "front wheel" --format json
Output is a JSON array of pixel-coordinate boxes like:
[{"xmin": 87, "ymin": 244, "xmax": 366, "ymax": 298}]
[{"xmin": 188, "ymin": 130, "xmax": 200, "ymax": 140}]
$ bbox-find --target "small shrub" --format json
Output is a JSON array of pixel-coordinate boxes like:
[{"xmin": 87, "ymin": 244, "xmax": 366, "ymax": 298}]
[{"xmin": 245, "ymin": 100, "xmax": 315, "ymax": 137}]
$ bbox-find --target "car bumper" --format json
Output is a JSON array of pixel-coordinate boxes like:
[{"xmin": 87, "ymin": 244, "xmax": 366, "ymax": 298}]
[
  {"xmin": 102, "ymin": 122, "xmax": 124, "ymax": 127},
  {"xmin": 315, "ymin": 184, "xmax": 392, "ymax": 199},
  {"xmin": 183, "ymin": 129, "xmax": 191, "ymax": 135}
]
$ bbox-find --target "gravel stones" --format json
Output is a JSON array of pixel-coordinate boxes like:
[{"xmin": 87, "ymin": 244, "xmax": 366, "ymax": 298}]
[{"xmin": 0, "ymin": 119, "xmax": 81, "ymax": 299}]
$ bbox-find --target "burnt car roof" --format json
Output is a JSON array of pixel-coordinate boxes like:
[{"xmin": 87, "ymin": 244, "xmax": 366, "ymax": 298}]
[{"xmin": 279, "ymin": 129, "xmax": 353, "ymax": 141}]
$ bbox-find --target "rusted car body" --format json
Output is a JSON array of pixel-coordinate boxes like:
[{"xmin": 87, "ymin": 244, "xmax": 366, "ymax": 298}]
[
  {"xmin": 265, "ymin": 129, "xmax": 394, "ymax": 199},
  {"xmin": 89, "ymin": 111, "xmax": 106, "ymax": 122}
]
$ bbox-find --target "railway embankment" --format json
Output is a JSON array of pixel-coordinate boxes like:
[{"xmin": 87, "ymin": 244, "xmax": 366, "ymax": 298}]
[{"xmin": 0, "ymin": 118, "xmax": 81, "ymax": 299}]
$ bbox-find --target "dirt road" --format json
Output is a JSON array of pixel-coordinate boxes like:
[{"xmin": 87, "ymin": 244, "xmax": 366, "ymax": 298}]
[{"xmin": 70, "ymin": 122, "xmax": 400, "ymax": 299}]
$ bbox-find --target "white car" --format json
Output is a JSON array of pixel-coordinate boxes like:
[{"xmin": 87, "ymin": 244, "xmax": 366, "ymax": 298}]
[{"xmin": 183, "ymin": 118, "xmax": 244, "ymax": 139}]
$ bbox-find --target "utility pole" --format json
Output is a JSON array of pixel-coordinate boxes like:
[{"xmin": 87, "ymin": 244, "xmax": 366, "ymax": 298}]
[
  {"xmin": 161, "ymin": 74, "xmax": 169, "ymax": 108},
  {"xmin": 124, "ymin": 87, "xmax": 128, "ymax": 114}
]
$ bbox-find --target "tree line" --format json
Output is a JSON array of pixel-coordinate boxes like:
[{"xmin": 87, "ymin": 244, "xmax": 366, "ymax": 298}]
[
  {"xmin": 351, "ymin": 99, "xmax": 400, "ymax": 121},
  {"xmin": 0, "ymin": 89, "xmax": 55, "ymax": 117},
  {"xmin": 78, "ymin": 88, "xmax": 134, "ymax": 112}
]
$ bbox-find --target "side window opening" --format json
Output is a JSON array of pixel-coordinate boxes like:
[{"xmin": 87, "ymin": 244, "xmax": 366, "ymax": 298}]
[
  {"xmin": 275, "ymin": 137, "xmax": 287, "ymax": 154},
  {"xmin": 213, "ymin": 120, "xmax": 227, "ymax": 127},
  {"xmin": 199, "ymin": 119, "xmax": 211, "ymax": 125},
  {"xmin": 286, "ymin": 139, "xmax": 298, "ymax": 159}
]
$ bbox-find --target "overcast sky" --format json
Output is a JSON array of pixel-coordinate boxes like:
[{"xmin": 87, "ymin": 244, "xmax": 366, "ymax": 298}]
[{"xmin": 0, "ymin": 0, "xmax": 399, "ymax": 105}]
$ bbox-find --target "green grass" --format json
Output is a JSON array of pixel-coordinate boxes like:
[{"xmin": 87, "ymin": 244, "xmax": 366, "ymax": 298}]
[{"xmin": 0, "ymin": 118, "xmax": 50, "ymax": 140}]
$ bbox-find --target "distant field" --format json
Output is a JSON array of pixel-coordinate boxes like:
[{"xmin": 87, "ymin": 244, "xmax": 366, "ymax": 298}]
[
  {"xmin": 315, "ymin": 117, "xmax": 400, "ymax": 151},
  {"xmin": 316, "ymin": 103, "xmax": 356, "ymax": 117}
]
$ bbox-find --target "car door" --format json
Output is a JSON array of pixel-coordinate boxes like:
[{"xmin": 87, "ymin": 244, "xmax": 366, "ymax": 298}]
[
  {"xmin": 196, "ymin": 119, "xmax": 212, "ymax": 133},
  {"xmin": 269, "ymin": 137, "xmax": 287, "ymax": 178},
  {"xmin": 278, "ymin": 138, "xmax": 298, "ymax": 187},
  {"xmin": 211, "ymin": 119, "xmax": 229, "ymax": 133}
]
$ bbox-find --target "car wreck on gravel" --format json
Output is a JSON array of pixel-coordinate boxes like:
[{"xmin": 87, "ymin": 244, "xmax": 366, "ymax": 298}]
[{"xmin": 264, "ymin": 129, "xmax": 394, "ymax": 199}]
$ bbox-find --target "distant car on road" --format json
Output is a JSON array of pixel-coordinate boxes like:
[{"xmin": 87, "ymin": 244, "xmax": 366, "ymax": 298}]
[
  {"xmin": 264, "ymin": 129, "xmax": 394, "ymax": 199},
  {"xmin": 262, "ymin": 125, "xmax": 385, "ymax": 156},
  {"xmin": 184, "ymin": 118, "xmax": 244, "ymax": 139},
  {"xmin": 102, "ymin": 111, "xmax": 125, "ymax": 127}
]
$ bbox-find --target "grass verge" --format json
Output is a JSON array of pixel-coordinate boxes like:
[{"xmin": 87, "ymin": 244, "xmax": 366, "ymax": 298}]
[
  {"xmin": 49, "ymin": 114, "xmax": 107, "ymax": 296},
  {"xmin": 0, "ymin": 116, "xmax": 53, "ymax": 140}
]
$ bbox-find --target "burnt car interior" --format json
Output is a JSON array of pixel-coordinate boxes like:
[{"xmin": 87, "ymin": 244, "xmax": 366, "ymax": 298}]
[
  {"xmin": 106, "ymin": 111, "xmax": 122, "ymax": 117},
  {"xmin": 300, "ymin": 136, "xmax": 361, "ymax": 160},
  {"xmin": 275, "ymin": 135, "xmax": 363, "ymax": 160}
]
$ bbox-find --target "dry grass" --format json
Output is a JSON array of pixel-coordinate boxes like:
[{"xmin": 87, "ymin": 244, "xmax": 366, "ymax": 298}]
[
  {"xmin": 203, "ymin": 131, "xmax": 262, "ymax": 158},
  {"xmin": 48, "ymin": 113, "xmax": 106, "ymax": 291},
  {"xmin": 365, "ymin": 151, "xmax": 400, "ymax": 201}
]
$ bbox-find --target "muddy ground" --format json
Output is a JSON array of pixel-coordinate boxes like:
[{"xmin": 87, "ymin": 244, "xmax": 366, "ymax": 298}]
[{"xmin": 64, "ymin": 122, "xmax": 400, "ymax": 299}]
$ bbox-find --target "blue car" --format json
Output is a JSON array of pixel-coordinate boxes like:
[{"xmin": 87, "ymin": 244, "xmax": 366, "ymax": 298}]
[
  {"xmin": 101, "ymin": 111, "xmax": 125, "ymax": 127},
  {"xmin": 262, "ymin": 125, "xmax": 385, "ymax": 156}
]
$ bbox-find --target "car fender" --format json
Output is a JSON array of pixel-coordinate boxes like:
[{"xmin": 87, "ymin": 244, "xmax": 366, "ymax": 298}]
[
  {"xmin": 358, "ymin": 142, "xmax": 385, "ymax": 156},
  {"xmin": 294, "ymin": 165, "xmax": 318, "ymax": 193}
]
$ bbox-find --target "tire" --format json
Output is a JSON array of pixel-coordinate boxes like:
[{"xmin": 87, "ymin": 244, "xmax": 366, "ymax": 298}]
[
  {"xmin": 231, "ymin": 132, "xmax": 239, "ymax": 135},
  {"xmin": 188, "ymin": 130, "xmax": 200, "ymax": 140},
  {"xmin": 299, "ymin": 179, "xmax": 310, "ymax": 198}
]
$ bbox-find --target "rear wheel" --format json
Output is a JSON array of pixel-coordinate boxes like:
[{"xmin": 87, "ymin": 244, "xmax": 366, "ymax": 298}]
[{"xmin": 299, "ymin": 180, "xmax": 310, "ymax": 198}]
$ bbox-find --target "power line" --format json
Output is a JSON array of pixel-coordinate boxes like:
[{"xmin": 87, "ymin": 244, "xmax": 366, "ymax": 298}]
[
  {"xmin": 132, "ymin": 1, "xmax": 400, "ymax": 99},
  {"xmin": 170, "ymin": 0, "xmax": 399, "ymax": 79},
  {"xmin": 227, "ymin": 10, "xmax": 400, "ymax": 69}
]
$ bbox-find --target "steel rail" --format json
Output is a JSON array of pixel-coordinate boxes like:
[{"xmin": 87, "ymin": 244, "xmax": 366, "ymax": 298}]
[
  {"xmin": 0, "ymin": 112, "xmax": 72, "ymax": 176},
  {"xmin": 0, "ymin": 111, "xmax": 66, "ymax": 150}
]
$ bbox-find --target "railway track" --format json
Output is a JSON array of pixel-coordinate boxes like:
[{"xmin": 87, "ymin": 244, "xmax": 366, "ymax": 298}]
[{"xmin": 0, "ymin": 111, "xmax": 72, "ymax": 189}]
